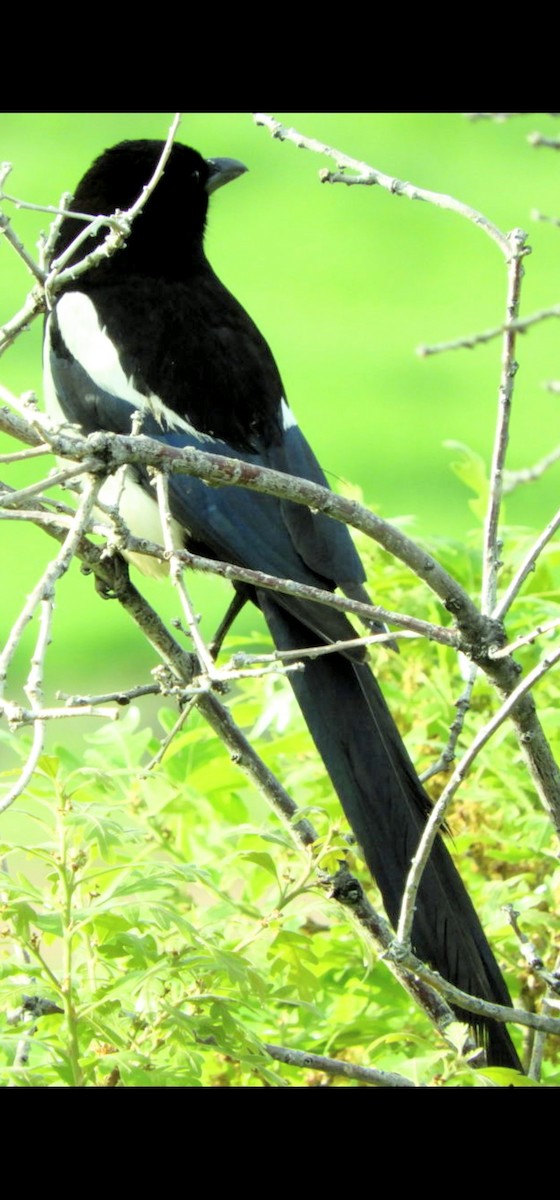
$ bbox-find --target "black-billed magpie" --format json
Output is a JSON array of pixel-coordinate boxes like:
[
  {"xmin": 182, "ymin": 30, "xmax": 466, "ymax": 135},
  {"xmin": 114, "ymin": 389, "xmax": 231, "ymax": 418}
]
[{"xmin": 43, "ymin": 139, "xmax": 521, "ymax": 1070}]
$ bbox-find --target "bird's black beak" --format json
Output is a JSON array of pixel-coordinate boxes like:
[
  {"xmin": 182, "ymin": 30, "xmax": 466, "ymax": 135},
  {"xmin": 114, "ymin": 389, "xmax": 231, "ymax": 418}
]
[{"xmin": 206, "ymin": 157, "xmax": 248, "ymax": 194}]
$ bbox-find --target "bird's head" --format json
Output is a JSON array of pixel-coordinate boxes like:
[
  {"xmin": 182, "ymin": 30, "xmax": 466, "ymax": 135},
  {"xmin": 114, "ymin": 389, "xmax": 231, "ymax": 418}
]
[{"xmin": 53, "ymin": 139, "xmax": 248, "ymax": 279}]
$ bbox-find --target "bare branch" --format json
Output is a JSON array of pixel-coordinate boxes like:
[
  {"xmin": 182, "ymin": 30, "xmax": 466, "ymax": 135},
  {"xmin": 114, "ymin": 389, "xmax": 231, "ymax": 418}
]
[
  {"xmin": 0, "ymin": 444, "xmax": 51, "ymax": 465},
  {"xmin": 229, "ymin": 629, "xmax": 420, "ymax": 668},
  {"xmin": 528, "ymin": 951, "xmax": 560, "ymax": 1081},
  {"xmin": 482, "ymin": 229, "xmax": 529, "ymax": 615},
  {"xmin": 531, "ymin": 209, "xmax": 560, "ymax": 229},
  {"xmin": 528, "ymin": 132, "xmax": 560, "ymax": 150},
  {"xmin": 388, "ymin": 941, "xmax": 560, "ymax": 1039},
  {"xmin": 263, "ymin": 1042, "xmax": 418, "ymax": 1087},
  {"xmin": 493, "ymin": 506, "xmax": 560, "ymax": 621},
  {"xmin": 503, "ymin": 446, "xmax": 560, "ymax": 493},
  {"xmin": 0, "ymin": 286, "xmax": 45, "ymax": 358},
  {"xmin": 418, "ymin": 303, "xmax": 560, "ymax": 358},
  {"xmin": 253, "ymin": 113, "xmax": 511, "ymax": 256},
  {"xmin": 59, "ymin": 683, "xmax": 161, "ymax": 707},
  {"xmin": 490, "ymin": 618, "xmax": 560, "ymax": 660},
  {"xmin": 0, "ymin": 210, "xmax": 45, "ymax": 283},
  {"xmin": 0, "ymin": 474, "xmax": 100, "ymax": 698},
  {"xmin": 397, "ymin": 638, "xmax": 560, "ymax": 947},
  {"xmin": 0, "ymin": 401, "xmax": 43, "ymax": 447},
  {"xmin": 0, "ymin": 719, "xmax": 44, "ymax": 816},
  {"xmin": 39, "ymin": 192, "xmax": 73, "ymax": 272},
  {"xmin": 505, "ymin": 905, "xmax": 560, "ymax": 993},
  {"xmin": 154, "ymin": 470, "xmax": 217, "ymax": 679},
  {"xmin": 465, "ymin": 113, "xmax": 543, "ymax": 122},
  {"xmin": 0, "ymin": 460, "xmax": 98, "ymax": 508},
  {"xmin": 420, "ymin": 663, "xmax": 478, "ymax": 783}
]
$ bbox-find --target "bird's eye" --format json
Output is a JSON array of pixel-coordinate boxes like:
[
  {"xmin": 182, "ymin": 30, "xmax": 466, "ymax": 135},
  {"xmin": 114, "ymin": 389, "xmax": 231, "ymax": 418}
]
[{"xmin": 192, "ymin": 169, "xmax": 200, "ymax": 184}]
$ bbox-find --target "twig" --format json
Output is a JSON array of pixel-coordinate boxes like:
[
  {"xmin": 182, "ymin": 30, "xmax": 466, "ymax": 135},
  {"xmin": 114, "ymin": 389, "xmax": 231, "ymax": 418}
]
[
  {"xmin": 169, "ymin": 546, "xmax": 453, "ymax": 647},
  {"xmin": 489, "ymin": 618, "xmax": 560, "ymax": 660},
  {"xmin": 0, "ymin": 444, "xmax": 52, "ymax": 465},
  {"xmin": 0, "ymin": 720, "xmax": 45, "ymax": 817},
  {"xmin": 0, "ymin": 400, "xmax": 43, "ymax": 447},
  {"xmin": 418, "ymin": 304, "xmax": 559, "ymax": 357},
  {"xmin": 0, "ymin": 158, "xmax": 94, "ymax": 224},
  {"xmin": 325, "ymin": 868, "xmax": 456, "ymax": 1040},
  {"xmin": 253, "ymin": 113, "xmax": 511, "ymax": 257},
  {"xmin": 230, "ymin": 629, "xmax": 419, "ymax": 668},
  {"xmin": 505, "ymin": 905, "xmax": 560, "ymax": 993},
  {"xmin": 44, "ymin": 113, "xmax": 182, "ymax": 301},
  {"xmin": 1, "ymin": 593, "xmax": 55, "ymax": 815},
  {"xmin": 397, "ymin": 638, "xmax": 560, "ymax": 947},
  {"xmin": 528, "ymin": 132, "xmax": 560, "ymax": 150},
  {"xmin": 0, "ymin": 460, "xmax": 99, "ymax": 508},
  {"xmin": 6, "ymin": 992, "xmax": 62, "ymax": 1083},
  {"xmin": 140, "ymin": 700, "xmax": 197, "ymax": 776},
  {"xmin": 482, "ymin": 229, "xmax": 529, "ymax": 616},
  {"xmin": 504, "ymin": 911, "xmax": 560, "ymax": 1083},
  {"xmin": 39, "ymin": 192, "xmax": 73, "ymax": 272},
  {"xmin": 528, "ymin": 952, "xmax": 560, "ymax": 1081},
  {"xmin": 465, "ymin": 113, "xmax": 539, "ymax": 122},
  {"xmin": 531, "ymin": 210, "xmax": 560, "ymax": 229},
  {"xmin": 420, "ymin": 662, "xmax": 478, "ymax": 783},
  {"xmin": 59, "ymin": 683, "xmax": 161, "ymax": 707},
  {"xmin": 0, "ymin": 507, "xmax": 95, "ymax": 533},
  {"xmin": 0, "ymin": 400, "xmax": 485, "ymax": 635},
  {"xmin": 0, "ymin": 205, "xmax": 45, "ymax": 283},
  {"xmin": 493, "ymin": 506, "xmax": 560, "ymax": 621},
  {"xmin": 503, "ymin": 446, "xmax": 560, "ymax": 493},
  {"xmin": 0, "ymin": 475, "xmax": 100, "ymax": 698},
  {"xmin": 388, "ymin": 941, "xmax": 560, "ymax": 1039},
  {"xmin": 0, "ymin": 286, "xmax": 45, "ymax": 358},
  {"xmin": 1, "ymin": 700, "xmax": 118, "ymax": 726},
  {"xmin": 0, "ymin": 476, "xmax": 102, "ymax": 813},
  {"xmin": 154, "ymin": 471, "xmax": 216, "ymax": 679},
  {"xmin": 262, "ymin": 1042, "xmax": 418, "ymax": 1087}
]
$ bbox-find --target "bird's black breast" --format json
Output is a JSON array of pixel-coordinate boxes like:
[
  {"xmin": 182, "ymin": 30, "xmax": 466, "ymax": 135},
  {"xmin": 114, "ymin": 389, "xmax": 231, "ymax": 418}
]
[{"xmin": 71, "ymin": 267, "xmax": 285, "ymax": 453}]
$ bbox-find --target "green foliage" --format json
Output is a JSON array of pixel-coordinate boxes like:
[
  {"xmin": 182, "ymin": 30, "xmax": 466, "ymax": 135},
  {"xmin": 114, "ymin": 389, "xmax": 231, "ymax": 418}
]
[{"xmin": 1, "ymin": 518, "xmax": 559, "ymax": 1087}]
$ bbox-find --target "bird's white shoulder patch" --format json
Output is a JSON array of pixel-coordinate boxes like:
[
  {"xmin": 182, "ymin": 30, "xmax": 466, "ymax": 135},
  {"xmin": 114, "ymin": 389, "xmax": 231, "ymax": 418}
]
[
  {"xmin": 53, "ymin": 292, "xmax": 198, "ymax": 438},
  {"xmin": 56, "ymin": 291, "xmax": 143, "ymax": 406},
  {"xmin": 281, "ymin": 398, "xmax": 298, "ymax": 430}
]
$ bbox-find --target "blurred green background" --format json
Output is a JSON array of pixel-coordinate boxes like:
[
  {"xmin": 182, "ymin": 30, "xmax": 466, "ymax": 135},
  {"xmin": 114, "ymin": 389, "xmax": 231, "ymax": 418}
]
[{"xmin": 2, "ymin": 112, "xmax": 560, "ymax": 699}]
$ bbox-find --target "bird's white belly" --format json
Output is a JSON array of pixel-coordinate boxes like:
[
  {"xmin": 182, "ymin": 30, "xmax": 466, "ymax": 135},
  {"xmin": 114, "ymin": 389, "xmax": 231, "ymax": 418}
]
[{"xmin": 98, "ymin": 469, "xmax": 183, "ymax": 579}]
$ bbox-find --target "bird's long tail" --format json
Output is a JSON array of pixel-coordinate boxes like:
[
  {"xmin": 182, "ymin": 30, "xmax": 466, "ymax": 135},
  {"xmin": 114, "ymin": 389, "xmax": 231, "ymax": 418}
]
[{"xmin": 259, "ymin": 594, "xmax": 522, "ymax": 1071}]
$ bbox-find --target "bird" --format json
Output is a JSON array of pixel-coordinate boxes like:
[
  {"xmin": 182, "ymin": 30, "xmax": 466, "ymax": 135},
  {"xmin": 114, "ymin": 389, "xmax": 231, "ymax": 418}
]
[{"xmin": 43, "ymin": 138, "xmax": 522, "ymax": 1071}]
